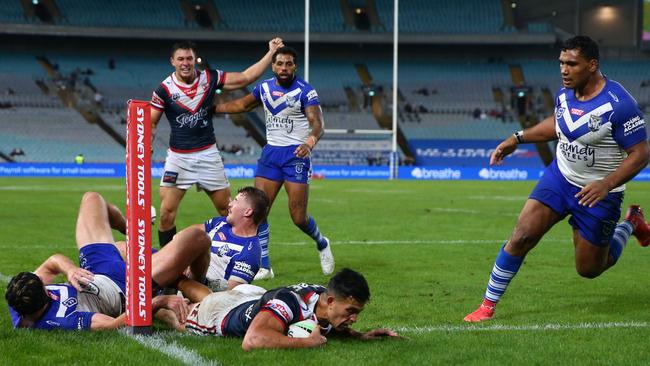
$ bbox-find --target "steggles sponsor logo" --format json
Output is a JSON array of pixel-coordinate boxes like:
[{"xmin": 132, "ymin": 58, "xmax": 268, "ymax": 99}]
[
  {"xmin": 176, "ymin": 107, "xmax": 208, "ymax": 128},
  {"xmin": 570, "ymin": 108, "xmax": 584, "ymax": 116}
]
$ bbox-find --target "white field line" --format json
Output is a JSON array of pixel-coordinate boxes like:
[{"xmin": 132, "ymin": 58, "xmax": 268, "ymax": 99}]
[
  {"xmin": 469, "ymin": 195, "xmax": 529, "ymax": 201},
  {"xmin": 125, "ymin": 332, "xmax": 219, "ymax": 366},
  {"xmin": 396, "ymin": 321, "xmax": 650, "ymax": 334}
]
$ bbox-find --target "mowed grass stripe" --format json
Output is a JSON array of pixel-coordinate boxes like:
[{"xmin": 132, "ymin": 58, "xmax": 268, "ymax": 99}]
[{"xmin": 397, "ymin": 321, "xmax": 650, "ymax": 334}]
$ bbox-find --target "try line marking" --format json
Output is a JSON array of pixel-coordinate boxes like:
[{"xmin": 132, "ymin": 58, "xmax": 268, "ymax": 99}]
[
  {"xmin": 396, "ymin": 321, "xmax": 650, "ymax": 333},
  {"xmin": 124, "ymin": 331, "xmax": 220, "ymax": 366}
]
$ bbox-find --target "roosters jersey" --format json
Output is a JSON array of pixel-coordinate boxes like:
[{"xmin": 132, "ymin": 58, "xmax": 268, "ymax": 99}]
[
  {"xmin": 151, "ymin": 69, "xmax": 226, "ymax": 152},
  {"xmin": 221, "ymin": 283, "xmax": 331, "ymax": 337},
  {"xmin": 8, "ymin": 284, "xmax": 95, "ymax": 330},
  {"xmin": 204, "ymin": 217, "xmax": 261, "ymax": 291},
  {"xmin": 554, "ymin": 78, "xmax": 647, "ymax": 192},
  {"xmin": 252, "ymin": 77, "xmax": 321, "ymax": 147}
]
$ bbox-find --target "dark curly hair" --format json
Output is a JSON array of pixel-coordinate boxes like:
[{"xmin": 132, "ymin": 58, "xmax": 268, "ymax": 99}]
[
  {"xmin": 5, "ymin": 272, "xmax": 50, "ymax": 316},
  {"xmin": 327, "ymin": 268, "xmax": 370, "ymax": 304}
]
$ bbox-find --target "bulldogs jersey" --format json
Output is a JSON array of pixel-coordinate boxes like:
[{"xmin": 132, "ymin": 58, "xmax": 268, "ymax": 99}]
[
  {"xmin": 151, "ymin": 69, "xmax": 226, "ymax": 152},
  {"xmin": 9, "ymin": 284, "xmax": 96, "ymax": 330},
  {"xmin": 252, "ymin": 77, "xmax": 321, "ymax": 147},
  {"xmin": 204, "ymin": 217, "xmax": 261, "ymax": 291},
  {"xmin": 221, "ymin": 283, "xmax": 331, "ymax": 337},
  {"xmin": 554, "ymin": 78, "xmax": 647, "ymax": 192}
]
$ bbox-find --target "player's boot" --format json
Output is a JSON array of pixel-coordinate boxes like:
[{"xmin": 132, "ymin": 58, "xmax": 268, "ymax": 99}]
[
  {"xmin": 254, "ymin": 267, "xmax": 275, "ymax": 280},
  {"xmin": 319, "ymin": 237, "xmax": 335, "ymax": 275},
  {"xmin": 625, "ymin": 205, "xmax": 650, "ymax": 247},
  {"xmin": 463, "ymin": 301, "xmax": 495, "ymax": 322}
]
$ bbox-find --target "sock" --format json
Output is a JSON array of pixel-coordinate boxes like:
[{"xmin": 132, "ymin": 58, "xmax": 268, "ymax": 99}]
[
  {"xmin": 158, "ymin": 226, "xmax": 176, "ymax": 248},
  {"xmin": 258, "ymin": 222, "xmax": 270, "ymax": 268},
  {"xmin": 301, "ymin": 216, "xmax": 328, "ymax": 251},
  {"xmin": 609, "ymin": 221, "xmax": 633, "ymax": 263},
  {"xmin": 483, "ymin": 244, "xmax": 525, "ymax": 305}
]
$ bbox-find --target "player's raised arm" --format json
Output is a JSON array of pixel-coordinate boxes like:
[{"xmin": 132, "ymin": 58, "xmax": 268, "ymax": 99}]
[
  {"xmin": 490, "ymin": 115, "xmax": 556, "ymax": 166},
  {"xmin": 34, "ymin": 253, "xmax": 94, "ymax": 290},
  {"xmin": 222, "ymin": 38, "xmax": 284, "ymax": 90},
  {"xmin": 215, "ymin": 93, "xmax": 260, "ymax": 114},
  {"xmin": 242, "ymin": 311, "xmax": 327, "ymax": 351}
]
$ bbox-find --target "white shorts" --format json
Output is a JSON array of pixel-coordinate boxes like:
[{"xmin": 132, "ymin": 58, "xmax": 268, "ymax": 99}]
[
  {"xmin": 160, "ymin": 145, "xmax": 230, "ymax": 191},
  {"xmin": 76, "ymin": 275, "xmax": 124, "ymax": 317},
  {"xmin": 185, "ymin": 284, "xmax": 266, "ymax": 336}
]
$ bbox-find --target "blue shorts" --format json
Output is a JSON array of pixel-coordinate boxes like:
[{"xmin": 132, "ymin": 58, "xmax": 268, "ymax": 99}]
[
  {"xmin": 256, "ymin": 144, "xmax": 312, "ymax": 184},
  {"xmin": 530, "ymin": 161, "xmax": 623, "ymax": 247},
  {"xmin": 78, "ymin": 243, "xmax": 126, "ymax": 293}
]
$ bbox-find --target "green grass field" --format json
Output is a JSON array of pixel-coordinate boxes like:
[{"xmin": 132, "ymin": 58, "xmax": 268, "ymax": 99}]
[{"xmin": 1, "ymin": 177, "xmax": 649, "ymax": 365}]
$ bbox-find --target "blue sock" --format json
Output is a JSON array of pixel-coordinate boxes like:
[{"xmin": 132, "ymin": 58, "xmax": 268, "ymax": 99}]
[
  {"xmin": 301, "ymin": 216, "xmax": 328, "ymax": 250},
  {"xmin": 483, "ymin": 244, "xmax": 525, "ymax": 304},
  {"xmin": 257, "ymin": 222, "xmax": 270, "ymax": 268},
  {"xmin": 609, "ymin": 221, "xmax": 633, "ymax": 263}
]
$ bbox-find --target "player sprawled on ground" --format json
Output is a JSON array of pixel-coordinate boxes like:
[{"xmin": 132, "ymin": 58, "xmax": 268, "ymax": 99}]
[
  {"xmin": 165, "ymin": 268, "xmax": 399, "ymax": 349},
  {"xmin": 5, "ymin": 191, "xmax": 212, "ymax": 330},
  {"xmin": 464, "ymin": 36, "xmax": 650, "ymax": 322}
]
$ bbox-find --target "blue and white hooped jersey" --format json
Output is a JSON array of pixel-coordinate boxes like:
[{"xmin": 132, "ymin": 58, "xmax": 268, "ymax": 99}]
[
  {"xmin": 151, "ymin": 69, "xmax": 226, "ymax": 152},
  {"xmin": 204, "ymin": 217, "xmax": 261, "ymax": 290},
  {"xmin": 554, "ymin": 78, "xmax": 647, "ymax": 191},
  {"xmin": 252, "ymin": 77, "xmax": 321, "ymax": 147},
  {"xmin": 222, "ymin": 283, "xmax": 331, "ymax": 337},
  {"xmin": 8, "ymin": 284, "xmax": 95, "ymax": 330}
]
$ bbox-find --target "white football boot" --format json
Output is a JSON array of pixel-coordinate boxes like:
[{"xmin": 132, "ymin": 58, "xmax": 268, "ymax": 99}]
[
  {"xmin": 319, "ymin": 237, "xmax": 335, "ymax": 275},
  {"xmin": 254, "ymin": 267, "xmax": 275, "ymax": 280}
]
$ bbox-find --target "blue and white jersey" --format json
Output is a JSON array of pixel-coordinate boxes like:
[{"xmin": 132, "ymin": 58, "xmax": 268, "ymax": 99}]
[
  {"xmin": 151, "ymin": 69, "xmax": 226, "ymax": 152},
  {"xmin": 222, "ymin": 283, "xmax": 331, "ymax": 337},
  {"xmin": 554, "ymin": 78, "xmax": 647, "ymax": 191},
  {"xmin": 8, "ymin": 284, "xmax": 95, "ymax": 330},
  {"xmin": 252, "ymin": 77, "xmax": 321, "ymax": 147},
  {"xmin": 204, "ymin": 217, "xmax": 261, "ymax": 291}
]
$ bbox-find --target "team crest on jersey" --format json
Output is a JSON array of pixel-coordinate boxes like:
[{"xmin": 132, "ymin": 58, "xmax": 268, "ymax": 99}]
[
  {"xmin": 588, "ymin": 114, "xmax": 602, "ymax": 132},
  {"xmin": 286, "ymin": 95, "xmax": 296, "ymax": 107},
  {"xmin": 217, "ymin": 243, "xmax": 229, "ymax": 257},
  {"xmin": 555, "ymin": 107, "xmax": 565, "ymax": 120},
  {"xmin": 171, "ymin": 93, "xmax": 180, "ymax": 101},
  {"xmin": 295, "ymin": 162, "xmax": 304, "ymax": 174}
]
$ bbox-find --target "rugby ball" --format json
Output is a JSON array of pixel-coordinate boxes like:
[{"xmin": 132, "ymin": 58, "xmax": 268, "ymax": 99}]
[{"xmin": 287, "ymin": 319, "xmax": 317, "ymax": 338}]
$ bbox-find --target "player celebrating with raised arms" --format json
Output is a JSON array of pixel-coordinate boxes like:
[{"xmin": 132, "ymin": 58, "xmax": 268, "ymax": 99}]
[
  {"xmin": 215, "ymin": 46, "xmax": 334, "ymax": 279},
  {"xmin": 151, "ymin": 38, "xmax": 283, "ymax": 249},
  {"xmin": 173, "ymin": 268, "xmax": 399, "ymax": 349},
  {"xmin": 464, "ymin": 36, "xmax": 650, "ymax": 322}
]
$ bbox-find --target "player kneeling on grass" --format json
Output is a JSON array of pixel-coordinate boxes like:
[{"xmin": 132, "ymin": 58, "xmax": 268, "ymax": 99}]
[
  {"xmin": 5, "ymin": 191, "xmax": 212, "ymax": 330},
  {"xmin": 187, "ymin": 186, "xmax": 270, "ymax": 292},
  {"xmin": 170, "ymin": 268, "xmax": 399, "ymax": 349}
]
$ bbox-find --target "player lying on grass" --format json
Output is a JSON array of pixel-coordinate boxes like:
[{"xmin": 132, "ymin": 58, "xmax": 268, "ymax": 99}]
[
  {"xmin": 164, "ymin": 268, "xmax": 399, "ymax": 350},
  {"xmin": 5, "ymin": 191, "xmax": 211, "ymax": 330}
]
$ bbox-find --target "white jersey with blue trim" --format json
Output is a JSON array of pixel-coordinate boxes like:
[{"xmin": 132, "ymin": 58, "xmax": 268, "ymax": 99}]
[
  {"xmin": 204, "ymin": 217, "xmax": 261, "ymax": 291},
  {"xmin": 554, "ymin": 78, "xmax": 647, "ymax": 192},
  {"xmin": 252, "ymin": 76, "xmax": 321, "ymax": 147}
]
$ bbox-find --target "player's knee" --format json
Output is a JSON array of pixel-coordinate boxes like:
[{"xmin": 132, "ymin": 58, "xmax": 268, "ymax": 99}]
[
  {"xmin": 184, "ymin": 227, "xmax": 211, "ymax": 249},
  {"xmin": 576, "ymin": 267, "xmax": 602, "ymax": 279},
  {"xmin": 509, "ymin": 227, "xmax": 539, "ymax": 252},
  {"xmin": 159, "ymin": 208, "xmax": 177, "ymax": 226},
  {"xmin": 81, "ymin": 191, "xmax": 102, "ymax": 204}
]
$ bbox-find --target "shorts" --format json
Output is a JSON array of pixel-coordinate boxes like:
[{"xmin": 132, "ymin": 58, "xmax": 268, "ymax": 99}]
[
  {"xmin": 79, "ymin": 243, "xmax": 126, "ymax": 293},
  {"xmin": 77, "ymin": 275, "xmax": 124, "ymax": 317},
  {"xmin": 161, "ymin": 145, "xmax": 230, "ymax": 191},
  {"xmin": 256, "ymin": 144, "xmax": 311, "ymax": 184},
  {"xmin": 530, "ymin": 161, "xmax": 623, "ymax": 247},
  {"xmin": 185, "ymin": 284, "xmax": 266, "ymax": 336}
]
